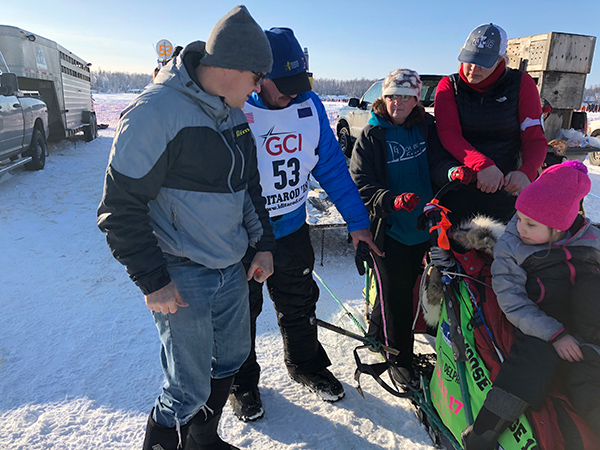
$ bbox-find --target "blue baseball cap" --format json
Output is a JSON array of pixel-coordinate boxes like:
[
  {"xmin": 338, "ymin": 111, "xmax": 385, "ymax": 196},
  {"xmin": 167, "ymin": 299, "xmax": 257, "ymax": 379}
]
[
  {"xmin": 458, "ymin": 23, "xmax": 507, "ymax": 69},
  {"xmin": 264, "ymin": 27, "xmax": 311, "ymax": 95}
]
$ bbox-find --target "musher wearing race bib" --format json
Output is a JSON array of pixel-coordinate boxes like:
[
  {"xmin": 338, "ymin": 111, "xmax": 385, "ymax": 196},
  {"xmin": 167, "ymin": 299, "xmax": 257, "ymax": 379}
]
[{"xmin": 228, "ymin": 27, "xmax": 380, "ymax": 422}]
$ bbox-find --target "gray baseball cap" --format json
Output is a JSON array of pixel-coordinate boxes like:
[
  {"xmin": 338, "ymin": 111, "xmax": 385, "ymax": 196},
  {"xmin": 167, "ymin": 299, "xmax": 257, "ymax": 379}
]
[{"xmin": 458, "ymin": 23, "xmax": 507, "ymax": 69}]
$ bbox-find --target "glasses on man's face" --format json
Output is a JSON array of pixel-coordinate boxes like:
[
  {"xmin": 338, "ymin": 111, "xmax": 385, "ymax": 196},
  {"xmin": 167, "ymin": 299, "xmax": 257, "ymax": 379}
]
[
  {"xmin": 384, "ymin": 94, "xmax": 415, "ymax": 102},
  {"xmin": 252, "ymin": 71, "xmax": 267, "ymax": 85}
]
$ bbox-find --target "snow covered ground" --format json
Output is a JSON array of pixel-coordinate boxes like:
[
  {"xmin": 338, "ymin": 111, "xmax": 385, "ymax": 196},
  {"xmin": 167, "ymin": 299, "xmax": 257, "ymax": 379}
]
[{"xmin": 2, "ymin": 93, "xmax": 600, "ymax": 450}]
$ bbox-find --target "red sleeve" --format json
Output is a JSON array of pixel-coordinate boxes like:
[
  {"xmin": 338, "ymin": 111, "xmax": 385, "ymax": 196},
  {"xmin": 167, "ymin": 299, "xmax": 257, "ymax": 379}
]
[
  {"xmin": 517, "ymin": 73, "xmax": 547, "ymax": 181},
  {"xmin": 434, "ymin": 76, "xmax": 495, "ymax": 171}
]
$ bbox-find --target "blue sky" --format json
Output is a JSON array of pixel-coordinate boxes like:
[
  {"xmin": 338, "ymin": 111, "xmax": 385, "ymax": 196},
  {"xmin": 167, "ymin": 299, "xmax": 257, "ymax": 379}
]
[{"xmin": 3, "ymin": 0, "xmax": 600, "ymax": 86}]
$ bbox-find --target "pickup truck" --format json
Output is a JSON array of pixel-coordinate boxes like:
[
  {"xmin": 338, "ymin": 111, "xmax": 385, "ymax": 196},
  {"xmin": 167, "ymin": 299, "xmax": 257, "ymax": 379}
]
[
  {"xmin": 586, "ymin": 119, "xmax": 600, "ymax": 165},
  {"xmin": 0, "ymin": 72, "xmax": 49, "ymax": 175}
]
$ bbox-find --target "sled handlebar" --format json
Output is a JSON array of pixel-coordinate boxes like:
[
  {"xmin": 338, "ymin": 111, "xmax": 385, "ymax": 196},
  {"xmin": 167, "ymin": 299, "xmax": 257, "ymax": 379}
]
[{"xmin": 310, "ymin": 317, "xmax": 399, "ymax": 356}]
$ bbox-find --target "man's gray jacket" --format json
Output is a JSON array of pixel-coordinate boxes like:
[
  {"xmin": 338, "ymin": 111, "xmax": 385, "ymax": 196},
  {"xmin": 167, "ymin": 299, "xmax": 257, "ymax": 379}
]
[{"xmin": 98, "ymin": 42, "xmax": 275, "ymax": 295}]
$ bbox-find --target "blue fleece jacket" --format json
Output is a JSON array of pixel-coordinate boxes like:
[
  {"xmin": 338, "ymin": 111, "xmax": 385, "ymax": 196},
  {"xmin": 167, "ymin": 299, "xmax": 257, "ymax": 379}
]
[{"xmin": 368, "ymin": 112, "xmax": 432, "ymax": 245}]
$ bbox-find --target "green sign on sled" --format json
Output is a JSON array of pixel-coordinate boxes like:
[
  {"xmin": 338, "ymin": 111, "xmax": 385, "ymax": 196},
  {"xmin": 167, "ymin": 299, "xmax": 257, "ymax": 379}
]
[{"xmin": 429, "ymin": 281, "xmax": 539, "ymax": 449}]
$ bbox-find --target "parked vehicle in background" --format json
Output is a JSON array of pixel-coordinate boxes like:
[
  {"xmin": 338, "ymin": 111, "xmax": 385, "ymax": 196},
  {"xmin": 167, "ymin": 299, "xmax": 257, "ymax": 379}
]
[
  {"xmin": 0, "ymin": 25, "xmax": 97, "ymax": 142},
  {"xmin": 587, "ymin": 119, "xmax": 600, "ymax": 164},
  {"xmin": 0, "ymin": 72, "xmax": 49, "ymax": 175},
  {"xmin": 336, "ymin": 75, "xmax": 444, "ymax": 157}
]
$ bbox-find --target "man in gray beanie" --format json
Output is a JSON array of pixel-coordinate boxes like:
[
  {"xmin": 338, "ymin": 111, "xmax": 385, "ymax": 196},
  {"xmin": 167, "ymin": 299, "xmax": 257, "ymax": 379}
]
[
  {"xmin": 202, "ymin": 4, "xmax": 272, "ymax": 74},
  {"xmin": 97, "ymin": 5, "xmax": 274, "ymax": 450}
]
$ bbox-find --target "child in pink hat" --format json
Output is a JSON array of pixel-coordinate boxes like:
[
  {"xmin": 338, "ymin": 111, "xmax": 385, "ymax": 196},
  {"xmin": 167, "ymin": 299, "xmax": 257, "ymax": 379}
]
[{"xmin": 462, "ymin": 161, "xmax": 600, "ymax": 449}]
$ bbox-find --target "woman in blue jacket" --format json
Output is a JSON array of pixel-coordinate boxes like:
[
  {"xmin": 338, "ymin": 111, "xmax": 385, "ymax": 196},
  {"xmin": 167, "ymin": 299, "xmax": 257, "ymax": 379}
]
[{"xmin": 350, "ymin": 68, "xmax": 443, "ymax": 382}]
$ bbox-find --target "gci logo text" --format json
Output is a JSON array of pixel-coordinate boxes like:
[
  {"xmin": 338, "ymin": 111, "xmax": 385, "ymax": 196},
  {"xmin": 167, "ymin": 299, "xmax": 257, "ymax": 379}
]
[{"xmin": 260, "ymin": 127, "xmax": 303, "ymax": 156}]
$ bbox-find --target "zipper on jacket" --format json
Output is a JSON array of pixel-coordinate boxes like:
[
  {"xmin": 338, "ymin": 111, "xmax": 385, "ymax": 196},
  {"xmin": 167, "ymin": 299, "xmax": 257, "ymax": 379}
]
[
  {"xmin": 235, "ymin": 143, "xmax": 245, "ymax": 179},
  {"xmin": 228, "ymin": 128, "xmax": 246, "ymax": 180},
  {"xmin": 172, "ymin": 209, "xmax": 178, "ymax": 231},
  {"xmin": 218, "ymin": 131, "xmax": 236, "ymax": 192}
]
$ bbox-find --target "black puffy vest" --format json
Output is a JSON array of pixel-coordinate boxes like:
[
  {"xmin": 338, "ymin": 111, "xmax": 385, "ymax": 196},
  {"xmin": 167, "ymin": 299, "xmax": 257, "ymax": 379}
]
[{"xmin": 450, "ymin": 69, "xmax": 523, "ymax": 174}]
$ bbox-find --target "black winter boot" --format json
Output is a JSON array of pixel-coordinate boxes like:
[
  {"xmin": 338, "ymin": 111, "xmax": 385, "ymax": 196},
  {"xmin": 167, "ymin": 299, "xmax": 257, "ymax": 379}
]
[
  {"xmin": 186, "ymin": 376, "xmax": 239, "ymax": 450},
  {"xmin": 142, "ymin": 408, "xmax": 189, "ymax": 450},
  {"xmin": 461, "ymin": 388, "xmax": 528, "ymax": 450},
  {"xmin": 228, "ymin": 386, "xmax": 264, "ymax": 422}
]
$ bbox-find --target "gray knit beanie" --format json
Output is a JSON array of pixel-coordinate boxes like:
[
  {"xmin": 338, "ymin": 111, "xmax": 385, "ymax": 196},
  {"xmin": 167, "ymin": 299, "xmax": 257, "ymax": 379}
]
[{"xmin": 201, "ymin": 5, "xmax": 273, "ymax": 73}]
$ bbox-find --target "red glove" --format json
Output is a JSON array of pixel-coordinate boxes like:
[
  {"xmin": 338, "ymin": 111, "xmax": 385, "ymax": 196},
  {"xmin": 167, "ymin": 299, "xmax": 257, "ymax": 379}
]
[
  {"xmin": 451, "ymin": 166, "xmax": 477, "ymax": 185},
  {"xmin": 393, "ymin": 193, "xmax": 420, "ymax": 212}
]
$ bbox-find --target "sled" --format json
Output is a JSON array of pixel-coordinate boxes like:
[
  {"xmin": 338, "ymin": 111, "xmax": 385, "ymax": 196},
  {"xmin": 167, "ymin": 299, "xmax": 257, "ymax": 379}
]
[{"xmin": 315, "ymin": 183, "xmax": 600, "ymax": 449}]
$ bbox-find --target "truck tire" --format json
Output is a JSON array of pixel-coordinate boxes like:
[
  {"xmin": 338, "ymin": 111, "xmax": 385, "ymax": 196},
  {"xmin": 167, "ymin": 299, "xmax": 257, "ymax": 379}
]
[
  {"xmin": 589, "ymin": 130, "xmax": 600, "ymax": 166},
  {"xmin": 84, "ymin": 114, "xmax": 98, "ymax": 142},
  {"xmin": 25, "ymin": 128, "xmax": 47, "ymax": 171},
  {"xmin": 337, "ymin": 125, "xmax": 352, "ymax": 158}
]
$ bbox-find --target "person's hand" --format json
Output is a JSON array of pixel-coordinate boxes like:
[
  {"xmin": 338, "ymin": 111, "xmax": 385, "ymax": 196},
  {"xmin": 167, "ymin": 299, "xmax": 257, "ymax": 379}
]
[
  {"xmin": 450, "ymin": 166, "xmax": 478, "ymax": 185},
  {"xmin": 476, "ymin": 165, "xmax": 504, "ymax": 193},
  {"xmin": 503, "ymin": 170, "xmax": 530, "ymax": 196},
  {"xmin": 354, "ymin": 241, "xmax": 374, "ymax": 276},
  {"xmin": 247, "ymin": 251, "xmax": 273, "ymax": 283},
  {"xmin": 349, "ymin": 228, "xmax": 383, "ymax": 257},
  {"xmin": 393, "ymin": 193, "xmax": 420, "ymax": 212},
  {"xmin": 552, "ymin": 334, "xmax": 584, "ymax": 362},
  {"xmin": 145, "ymin": 281, "xmax": 189, "ymax": 314}
]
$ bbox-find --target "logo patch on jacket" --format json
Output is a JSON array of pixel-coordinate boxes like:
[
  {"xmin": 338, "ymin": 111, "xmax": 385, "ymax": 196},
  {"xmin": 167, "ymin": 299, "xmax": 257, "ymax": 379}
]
[
  {"xmin": 236, "ymin": 127, "xmax": 251, "ymax": 138},
  {"xmin": 245, "ymin": 112, "xmax": 254, "ymax": 124},
  {"xmin": 297, "ymin": 107, "xmax": 312, "ymax": 118}
]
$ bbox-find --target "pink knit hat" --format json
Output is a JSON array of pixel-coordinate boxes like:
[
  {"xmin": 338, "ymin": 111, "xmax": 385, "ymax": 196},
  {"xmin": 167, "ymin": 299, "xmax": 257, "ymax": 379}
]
[{"xmin": 515, "ymin": 161, "xmax": 591, "ymax": 231}]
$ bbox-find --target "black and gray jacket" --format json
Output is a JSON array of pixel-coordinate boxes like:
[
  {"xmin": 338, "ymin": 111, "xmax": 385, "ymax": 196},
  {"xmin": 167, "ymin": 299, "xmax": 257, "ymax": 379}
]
[
  {"xmin": 492, "ymin": 214, "xmax": 600, "ymax": 346},
  {"xmin": 97, "ymin": 42, "xmax": 275, "ymax": 295}
]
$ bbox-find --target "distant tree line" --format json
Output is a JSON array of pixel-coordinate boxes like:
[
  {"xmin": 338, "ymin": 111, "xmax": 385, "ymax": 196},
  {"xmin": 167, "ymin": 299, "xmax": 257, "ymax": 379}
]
[
  {"xmin": 90, "ymin": 69, "xmax": 598, "ymax": 100},
  {"xmin": 91, "ymin": 69, "xmax": 152, "ymax": 93},
  {"xmin": 312, "ymin": 78, "xmax": 378, "ymax": 98},
  {"xmin": 584, "ymin": 84, "xmax": 600, "ymax": 102},
  {"xmin": 91, "ymin": 69, "xmax": 378, "ymax": 97}
]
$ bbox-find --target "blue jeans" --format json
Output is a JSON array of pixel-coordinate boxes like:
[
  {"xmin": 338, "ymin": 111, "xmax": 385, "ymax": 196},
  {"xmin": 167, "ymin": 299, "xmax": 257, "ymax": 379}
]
[{"xmin": 151, "ymin": 255, "xmax": 250, "ymax": 428}]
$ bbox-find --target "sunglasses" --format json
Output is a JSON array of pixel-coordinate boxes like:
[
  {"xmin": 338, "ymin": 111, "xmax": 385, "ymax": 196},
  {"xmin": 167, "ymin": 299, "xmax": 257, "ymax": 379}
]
[
  {"xmin": 252, "ymin": 71, "xmax": 267, "ymax": 85},
  {"xmin": 384, "ymin": 94, "xmax": 415, "ymax": 102}
]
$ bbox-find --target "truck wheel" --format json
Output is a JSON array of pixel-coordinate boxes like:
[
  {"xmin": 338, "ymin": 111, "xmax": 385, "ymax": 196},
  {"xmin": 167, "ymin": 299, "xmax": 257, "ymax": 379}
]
[
  {"xmin": 589, "ymin": 131, "xmax": 600, "ymax": 166},
  {"xmin": 25, "ymin": 129, "xmax": 47, "ymax": 171},
  {"xmin": 84, "ymin": 114, "xmax": 98, "ymax": 142},
  {"xmin": 338, "ymin": 125, "xmax": 352, "ymax": 158},
  {"xmin": 588, "ymin": 152, "xmax": 600, "ymax": 165}
]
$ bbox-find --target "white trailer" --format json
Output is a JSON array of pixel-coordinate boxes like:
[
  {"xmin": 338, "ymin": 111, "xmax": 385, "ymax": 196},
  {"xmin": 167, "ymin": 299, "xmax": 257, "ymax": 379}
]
[{"xmin": 0, "ymin": 25, "xmax": 97, "ymax": 142}]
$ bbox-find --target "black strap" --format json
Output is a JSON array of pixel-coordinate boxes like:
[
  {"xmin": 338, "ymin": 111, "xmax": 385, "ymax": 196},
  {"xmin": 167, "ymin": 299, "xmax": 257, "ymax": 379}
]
[{"xmin": 353, "ymin": 346, "xmax": 413, "ymax": 399}]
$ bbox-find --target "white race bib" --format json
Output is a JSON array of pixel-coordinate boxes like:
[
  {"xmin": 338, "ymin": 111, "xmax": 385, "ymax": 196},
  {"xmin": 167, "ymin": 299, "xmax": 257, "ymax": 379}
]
[{"xmin": 244, "ymin": 99, "xmax": 320, "ymax": 216}]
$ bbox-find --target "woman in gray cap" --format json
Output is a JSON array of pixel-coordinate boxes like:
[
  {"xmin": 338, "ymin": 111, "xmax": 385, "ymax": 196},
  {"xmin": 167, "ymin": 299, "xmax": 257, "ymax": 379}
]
[{"xmin": 431, "ymin": 23, "xmax": 547, "ymax": 225}]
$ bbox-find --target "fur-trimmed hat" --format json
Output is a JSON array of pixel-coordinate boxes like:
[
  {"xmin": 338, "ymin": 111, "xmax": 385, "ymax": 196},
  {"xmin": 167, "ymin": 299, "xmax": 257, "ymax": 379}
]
[
  {"xmin": 201, "ymin": 5, "xmax": 273, "ymax": 74},
  {"xmin": 381, "ymin": 68, "xmax": 422, "ymax": 99},
  {"xmin": 516, "ymin": 161, "xmax": 591, "ymax": 231}
]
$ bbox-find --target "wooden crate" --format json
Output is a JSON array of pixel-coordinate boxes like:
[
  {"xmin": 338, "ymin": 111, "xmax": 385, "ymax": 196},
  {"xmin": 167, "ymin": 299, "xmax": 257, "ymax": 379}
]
[
  {"xmin": 507, "ymin": 32, "xmax": 595, "ymax": 74},
  {"xmin": 527, "ymin": 71, "xmax": 587, "ymax": 110}
]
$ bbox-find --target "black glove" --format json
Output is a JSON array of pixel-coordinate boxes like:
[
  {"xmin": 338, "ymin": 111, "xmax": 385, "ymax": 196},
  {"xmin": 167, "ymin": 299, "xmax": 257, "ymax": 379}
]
[{"xmin": 355, "ymin": 241, "xmax": 374, "ymax": 276}]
